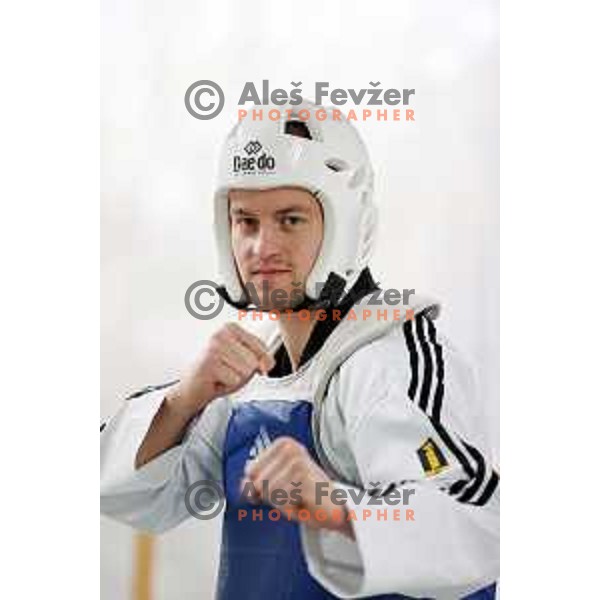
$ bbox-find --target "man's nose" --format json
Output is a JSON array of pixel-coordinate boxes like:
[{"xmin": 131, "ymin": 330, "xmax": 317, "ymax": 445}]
[{"xmin": 251, "ymin": 223, "xmax": 283, "ymax": 260}]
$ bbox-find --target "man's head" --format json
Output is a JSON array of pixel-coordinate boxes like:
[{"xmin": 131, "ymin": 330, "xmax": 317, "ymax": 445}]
[
  {"xmin": 229, "ymin": 187, "xmax": 323, "ymax": 310},
  {"xmin": 213, "ymin": 100, "xmax": 376, "ymax": 310}
]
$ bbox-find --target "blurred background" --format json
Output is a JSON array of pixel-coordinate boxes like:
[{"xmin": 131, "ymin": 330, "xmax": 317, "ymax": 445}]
[{"xmin": 101, "ymin": 0, "xmax": 499, "ymax": 598}]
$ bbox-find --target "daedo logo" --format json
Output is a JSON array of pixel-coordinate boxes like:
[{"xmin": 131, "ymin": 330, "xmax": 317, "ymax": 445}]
[{"xmin": 233, "ymin": 140, "xmax": 276, "ymax": 174}]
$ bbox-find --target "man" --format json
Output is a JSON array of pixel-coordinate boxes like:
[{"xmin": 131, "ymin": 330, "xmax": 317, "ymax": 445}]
[{"xmin": 101, "ymin": 101, "xmax": 499, "ymax": 599}]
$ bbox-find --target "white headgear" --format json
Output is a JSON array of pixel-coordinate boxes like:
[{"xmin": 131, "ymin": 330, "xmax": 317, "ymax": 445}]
[{"xmin": 213, "ymin": 100, "xmax": 377, "ymax": 308}]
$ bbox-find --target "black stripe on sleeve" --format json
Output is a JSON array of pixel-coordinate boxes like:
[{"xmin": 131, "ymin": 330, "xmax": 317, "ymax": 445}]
[
  {"xmin": 426, "ymin": 318, "xmax": 445, "ymax": 423},
  {"xmin": 473, "ymin": 471, "xmax": 500, "ymax": 506},
  {"xmin": 405, "ymin": 313, "xmax": 477, "ymax": 479},
  {"xmin": 403, "ymin": 314, "xmax": 499, "ymax": 505},
  {"xmin": 457, "ymin": 442, "xmax": 487, "ymax": 503},
  {"xmin": 125, "ymin": 379, "xmax": 180, "ymax": 401},
  {"xmin": 415, "ymin": 315, "xmax": 433, "ymax": 413},
  {"xmin": 403, "ymin": 319, "xmax": 419, "ymax": 401},
  {"xmin": 449, "ymin": 479, "xmax": 469, "ymax": 496},
  {"xmin": 429, "ymin": 419, "xmax": 477, "ymax": 479}
]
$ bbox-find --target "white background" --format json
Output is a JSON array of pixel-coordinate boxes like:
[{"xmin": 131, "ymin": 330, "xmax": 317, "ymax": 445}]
[
  {"xmin": 101, "ymin": 1, "xmax": 498, "ymax": 598},
  {"xmin": 2, "ymin": 0, "xmax": 598, "ymax": 599},
  {"xmin": 98, "ymin": 0, "xmax": 502, "ymax": 598}
]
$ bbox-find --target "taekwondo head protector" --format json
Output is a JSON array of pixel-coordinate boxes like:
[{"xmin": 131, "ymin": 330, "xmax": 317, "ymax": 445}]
[{"xmin": 213, "ymin": 99, "xmax": 377, "ymax": 309}]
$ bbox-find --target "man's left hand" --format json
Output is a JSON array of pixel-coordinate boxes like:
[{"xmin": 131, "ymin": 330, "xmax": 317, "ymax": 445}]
[{"xmin": 241, "ymin": 436, "xmax": 354, "ymax": 538}]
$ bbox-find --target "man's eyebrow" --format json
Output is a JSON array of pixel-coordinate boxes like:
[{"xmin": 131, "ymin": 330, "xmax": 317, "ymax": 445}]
[
  {"xmin": 274, "ymin": 205, "xmax": 310, "ymax": 216},
  {"xmin": 229, "ymin": 207, "xmax": 258, "ymax": 217},
  {"xmin": 229, "ymin": 205, "xmax": 310, "ymax": 217}
]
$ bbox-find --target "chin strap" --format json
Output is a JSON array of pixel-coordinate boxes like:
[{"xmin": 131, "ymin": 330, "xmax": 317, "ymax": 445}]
[
  {"xmin": 215, "ymin": 285, "xmax": 250, "ymax": 310},
  {"xmin": 216, "ymin": 271, "xmax": 349, "ymax": 313}
]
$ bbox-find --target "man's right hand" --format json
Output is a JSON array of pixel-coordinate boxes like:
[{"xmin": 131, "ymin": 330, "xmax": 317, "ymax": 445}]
[
  {"xmin": 135, "ymin": 323, "xmax": 275, "ymax": 469},
  {"xmin": 169, "ymin": 323, "xmax": 276, "ymax": 421}
]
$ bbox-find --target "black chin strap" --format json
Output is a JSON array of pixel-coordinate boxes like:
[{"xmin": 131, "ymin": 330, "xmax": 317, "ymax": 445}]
[
  {"xmin": 215, "ymin": 285, "xmax": 250, "ymax": 310},
  {"xmin": 216, "ymin": 271, "xmax": 349, "ymax": 313}
]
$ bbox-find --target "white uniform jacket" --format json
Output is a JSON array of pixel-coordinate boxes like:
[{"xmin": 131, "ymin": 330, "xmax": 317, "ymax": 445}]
[{"xmin": 101, "ymin": 293, "xmax": 499, "ymax": 599}]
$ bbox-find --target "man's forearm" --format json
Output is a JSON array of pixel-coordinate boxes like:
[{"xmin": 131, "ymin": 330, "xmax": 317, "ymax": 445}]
[
  {"xmin": 134, "ymin": 323, "xmax": 273, "ymax": 469},
  {"xmin": 134, "ymin": 387, "xmax": 200, "ymax": 469}
]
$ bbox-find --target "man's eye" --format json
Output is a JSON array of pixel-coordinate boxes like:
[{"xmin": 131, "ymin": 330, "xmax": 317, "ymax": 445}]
[
  {"xmin": 235, "ymin": 217, "xmax": 258, "ymax": 227},
  {"xmin": 281, "ymin": 215, "xmax": 305, "ymax": 227}
]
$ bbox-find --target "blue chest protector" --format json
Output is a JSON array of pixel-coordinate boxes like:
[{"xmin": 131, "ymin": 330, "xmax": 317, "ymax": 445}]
[{"xmin": 218, "ymin": 398, "xmax": 496, "ymax": 600}]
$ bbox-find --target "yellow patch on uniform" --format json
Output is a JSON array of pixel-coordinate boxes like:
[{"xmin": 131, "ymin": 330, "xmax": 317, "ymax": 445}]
[{"xmin": 417, "ymin": 438, "xmax": 449, "ymax": 476}]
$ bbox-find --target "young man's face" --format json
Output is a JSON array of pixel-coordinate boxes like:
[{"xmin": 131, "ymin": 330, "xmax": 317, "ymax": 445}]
[{"xmin": 229, "ymin": 187, "xmax": 324, "ymax": 310}]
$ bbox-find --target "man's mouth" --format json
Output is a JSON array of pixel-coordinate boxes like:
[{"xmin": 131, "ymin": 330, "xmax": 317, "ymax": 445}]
[{"xmin": 251, "ymin": 269, "xmax": 293, "ymax": 276}]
